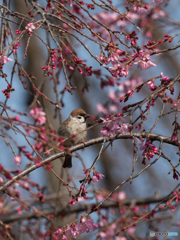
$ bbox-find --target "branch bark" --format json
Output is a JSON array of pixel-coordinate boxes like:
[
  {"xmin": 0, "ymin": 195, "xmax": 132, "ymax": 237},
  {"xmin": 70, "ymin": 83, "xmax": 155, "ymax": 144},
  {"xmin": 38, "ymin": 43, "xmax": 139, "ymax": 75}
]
[
  {"xmin": 1, "ymin": 195, "xmax": 173, "ymax": 224},
  {"xmin": 0, "ymin": 132, "xmax": 179, "ymax": 193}
]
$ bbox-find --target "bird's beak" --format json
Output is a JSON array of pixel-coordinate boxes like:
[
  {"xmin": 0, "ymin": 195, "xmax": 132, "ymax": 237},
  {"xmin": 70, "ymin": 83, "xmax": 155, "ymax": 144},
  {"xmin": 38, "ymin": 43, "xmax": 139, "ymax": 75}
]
[{"xmin": 84, "ymin": 113, "xmax": 90, "ymax": 119}]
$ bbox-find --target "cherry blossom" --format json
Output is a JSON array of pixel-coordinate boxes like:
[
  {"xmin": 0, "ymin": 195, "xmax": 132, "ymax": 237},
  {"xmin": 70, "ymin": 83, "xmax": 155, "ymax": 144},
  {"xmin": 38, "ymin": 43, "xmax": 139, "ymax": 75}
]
[
  {"xmin": 116, "ymin": 237, "xmax": 127, "ymax": 240},
  {"xmin": 119, "ymin": 77, "xmax": 143, "ymax": 97},
  {"xmin": 117, "ymin": 191, "xmax": 126, "ymax": 200},
  {"xmin": 160, "ymin": 72, "xmax": 170, "ymax": 84},
  {"xmin": 97, "ymin": 103, "xmax": 108, "ymax": 114},
  {"xmin": 134, "ymin": 50, "xmax": 156, "ymax": 70},
  {"xmin": 109, "ymin": 105, "xmax": 118, "ymax": 113},
  {"xmin": 0, "ymin": 55, "xmax": 13, "ymax": 65},
  {"xmin": 0, "ymin": 176, "xmax": 4, "ymax": 183},
  {"xmin": 92, "ymin": 170, "xmax": 105, "ymax": 182},
  {"xmin": 69, "ymin": 198, "xmax": 76, "ymax": 205},
  {"xmin": 127, "ymin": 227, "xmax": 135, "ymax": 236},
  {"xmin": 54, "ymin": 228, "xmax": 63, "ymax": 236},
  {"xmin": 108, "ymin": 89, "xmax": 117, "ymax": 102},
  {"xmin": 101, "ymin": 116, "xmax": 132, "ymax": 137},
  {"xmin": 25, "ymin": 22, "xmax": 36, "ymax": 34},
  {"xmin": 16, "ymin": 207, "xmax": 22, "ymax": 214},
  {"xmin": 54, "ymin": 217, "xmax": 98, "ymax": 238},
  {"xmin": 12, "ymin": 155, "xmax": 21, "ymax": 166},
  {"xmin": 151, "ymin": 9, "xmax": 166, "ymax": 19},
  {"xmin": 2, "ymin": 84, "xmax": 15, "ymax": 98},
  {"xmin": 0, "ymin": 1, "xmax": 179, "ymax": 239},
  {"xmin": 135, "ymin": 138, "xmax": 146, "ymax": 151},
  {"xmin": 98, "ymin": 222, "xmax": 117, "ymax": 239},
  {"xmin": 136, "ymin": 138, "xmax": 158, "ymax": 161},
  {"xmin": 30, "ymin": 108, "xmax": 46, "ymax": 125},
  {"xmin": 62, "ymin": 235, "xmax": 67, "ymax": 240},
  {"xmin": 109, "ymin": 64, "xmax": 129, "ymax": 78}
]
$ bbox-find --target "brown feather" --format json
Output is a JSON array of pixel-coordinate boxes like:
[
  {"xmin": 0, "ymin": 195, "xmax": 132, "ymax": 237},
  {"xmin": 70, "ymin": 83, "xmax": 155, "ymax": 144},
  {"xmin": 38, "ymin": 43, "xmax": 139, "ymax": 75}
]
[{"xmin": 70, "ymin": 108, "xmax": 87, "ymax": 117}]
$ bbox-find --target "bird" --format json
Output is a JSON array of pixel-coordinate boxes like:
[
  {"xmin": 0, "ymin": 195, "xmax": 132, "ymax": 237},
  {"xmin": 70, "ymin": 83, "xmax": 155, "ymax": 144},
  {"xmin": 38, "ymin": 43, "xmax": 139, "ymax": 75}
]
[{"xmin": 57, "ymin": 108, "xmax": 90, "ymax": 168}]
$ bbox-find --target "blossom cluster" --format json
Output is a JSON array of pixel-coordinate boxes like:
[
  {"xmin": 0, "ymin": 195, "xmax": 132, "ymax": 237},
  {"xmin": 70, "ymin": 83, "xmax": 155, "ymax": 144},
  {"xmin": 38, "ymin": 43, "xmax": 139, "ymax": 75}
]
[
  {"xmin": 134, "ymin": 50, "xmax": 156, "ymax": 70},
  {"xmin": 30, "ymin": 108, "xmax": 46, "ymax": 125},
  {"xmin": 83, "ymin": 168, "xmax": 105, "ymax": 183},
  {"xmin": 2, "ymin": 84, "xmax": 15, "ymax": 98},
  {"xmin": 97, "ymin": 48, "xmax": 129, "ymax": 78},
  {"xmin": 136, "ymin": 138, "xmax": 158, "ymax": 162},
  {"xmin": 54, "ymin": 217, "xmax": 98, "ymax": 239},
  {"xmin": 100, "ymin": 116, "xmax": 131, "ymax": 137}
]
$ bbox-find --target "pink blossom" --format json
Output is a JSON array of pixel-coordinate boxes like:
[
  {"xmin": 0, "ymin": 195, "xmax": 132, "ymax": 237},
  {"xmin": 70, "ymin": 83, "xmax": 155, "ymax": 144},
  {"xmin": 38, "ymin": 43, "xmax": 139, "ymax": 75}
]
[
  {"xmin": 66, "ymin": 226, "xmax": 79, "ymax": 238},
  {"xmin": 16, "ymin": 207, "xmax": 22, "ymax": 214},
  {"xmin": 13, "ymin": 116, "xmax": 20, "ymax": 121},
  {"xmin": 0, "ymin": 176, "xmax": 4, "ymax": 183},
  {"xmin": 93, "ymin": 12, "xmax": 129, "ymax": 40},
  {"xmin": 119, "ymin": 77, "xmax": 143, "ymax": 97},
  {"xmin": 79, "ymin": 218, "xmax": 98, "ymax": 232},
  {"xmin": 134, "ymin": 50, "xmax": 156, "ymax": 70},
  {"xmin": 152, "ymin": 9, "xmax": 165, "ymax": 19},
  {"xmin": 117, "ymin": 191, "xmax": 126, "ymax": 200},
  {"xmin": 67, "ymin": 0, "xmax": 73, "ymax": 7},
  {"xmin": 54, "ymin": 228, "xmax": 63, "ymax": 236},
  {"xmin": 30, "ymin": 108, "xmax": 46, "ymax": 125},
  {"xmin": 133, "ymin": 206, "xmax": 140, "ymax": 212},
  {"xmin": 0, "ymin": 55, "xmax": 13, "ymax": 65},
  {"xmin": 115, "ymin": 237, "xmax": 127, "ymax": 240},
  {"xmin": 119, "ymin": 123, "xmax": 132, "ymax": 135},
  {"xmin": 62, "ymin": 235, "xmax": 67, "ymax": 240},
  {"xmin": 109, "ymin": 105, "xmax": 118, "ymax": 113},
  {"xmin": 22, "ymin": 182, "xmax": 30, "ymax": 190},
  {"xmin": 98, "ymin": 222, "xmax": 116, "ymax": 239},
  {"xmin": 120, "ymin": 67, "xmax": 129, "ymax": 77},
  {"xmin": 147, "ymin": 79, "xmax": 156, "ymax": 91},
  {"xmin": 97, "ymin": 103, "xmax": 108, "ymax": 114},
  {"xmin": 160, "ymin": 72, "xmax": 170, "ymax": 84},
  {"xmin": 55, "ymin": 218, "xmax": 98, "ymax": 239},
  {"xmin": 135, "ymin": 138, "xmax": 146, "ymax": 151},
  {"xmin": 127, "ymin": 227, "xmax": 135, "ymax": 236},
  {"xmin": 77, "ymin": 197, "xmax": 85, "ymax": 203},
  {"xmin": 12, "ymin": 155, "xmax": 21, "ymax": 166},
  {"xmin": 137, "ymin": 139, "xmax": 158, "ymax": 160},
  {"xmin": 69, "ymin": 198, "xmax": 76, "ymax": 205},
  {"xmin": 127, "ymin": 12, "xmax": 140, "ymax": 20},
  {"xmin": 8, "ymin": 184, "xmax": 21, "ymax": 200},
  {"xmin": 92, "ymin": 171, "xmax": 105, "ymax": 182},
  {"xmin": 40, "ymin": 134, "xmax": 48, "ymax": 142},
  {"xmin": 101, "ymin": 116, "xmax": 131, "ymax": 137},
  {"xmin": 97, "ymin": 194, "xmax": 104, "ymax": 201},
  {"xmin": 2, "ymin": 84, "xmax": 15, "ymax": 98},
  {"xmin": 67, "ymin": 65, "xmax": 74, "ymax": 71},
  {"xmin": 25, "ymin": 22, "xmax": 36, "ymax": 32},
  {"xmin": 107, "ymin": 52, "xmax": 119, "ymax": 64},
  {"xmin": 133, "ymin": 6, "xmax": 148, "ymax": 15},
  {"xmin": 108, "ymin": 89, "xmax": 117, "ymax": 102},
  {"xmin": 96, "ymin": 54, "xmax": 105, "ymax": 63},
  {"xmin": 101, "ymin": 119, "xmax": 116, "ymax": 137},
  {"xmin": 109, "ymin": 64, "xmax": 129, "ymax": 78}
]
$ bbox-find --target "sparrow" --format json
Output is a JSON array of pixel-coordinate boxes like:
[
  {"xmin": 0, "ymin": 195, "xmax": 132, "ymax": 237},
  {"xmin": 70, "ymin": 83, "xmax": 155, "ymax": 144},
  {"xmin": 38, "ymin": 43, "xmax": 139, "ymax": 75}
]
[{"xmin": 58, "ymin": 108, "xmax": 90, "ymax": 168}]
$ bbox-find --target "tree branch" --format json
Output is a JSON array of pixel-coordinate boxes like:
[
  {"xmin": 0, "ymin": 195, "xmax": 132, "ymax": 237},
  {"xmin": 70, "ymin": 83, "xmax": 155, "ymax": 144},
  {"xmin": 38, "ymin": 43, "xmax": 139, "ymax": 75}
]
[
  {"xmin": 0, "ymin": 132, "xmax": 179, "ymax": 193},
  {"xmin": 1, "ymin": 195, "xmax": 173, "ymax": 224}
]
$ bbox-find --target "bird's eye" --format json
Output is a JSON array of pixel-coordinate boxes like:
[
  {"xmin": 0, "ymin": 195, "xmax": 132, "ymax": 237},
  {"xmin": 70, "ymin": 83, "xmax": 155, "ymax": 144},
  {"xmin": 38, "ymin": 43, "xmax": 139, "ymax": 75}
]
[{"xmin": 77, "ymin": 116, "xmax": 82, "ymax": 119}]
